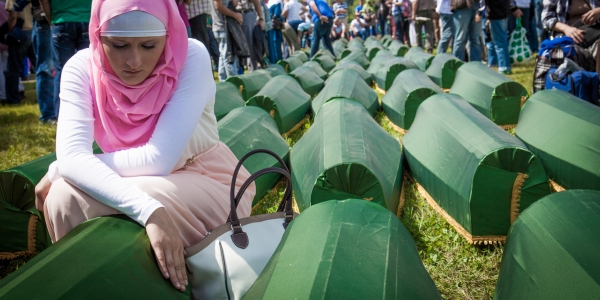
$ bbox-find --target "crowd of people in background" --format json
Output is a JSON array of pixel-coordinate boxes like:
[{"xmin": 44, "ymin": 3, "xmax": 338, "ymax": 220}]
[{"xmin": 0, "ymin": 0, "xmax": 598, "ymax": 122}]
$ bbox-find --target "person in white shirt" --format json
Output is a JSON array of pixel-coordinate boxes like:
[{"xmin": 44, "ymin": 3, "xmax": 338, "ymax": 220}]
[
  {"xmin": 350, "ymin": 13, "xmax": 368, "ymax": 39},
  {"xmin": 34, "ymin": 0, "xmax": 255, "ymax": 292}
]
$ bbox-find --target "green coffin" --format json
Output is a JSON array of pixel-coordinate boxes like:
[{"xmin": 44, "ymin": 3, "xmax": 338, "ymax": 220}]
[
  {"xmin": 388, "ymin": 40, "xmax": 409, "ymax": 56},
  {"xmin": 311, "ymin": 52, "xmax": 336, "ymax": 73},
  {"xmin": 277, "ymin": 56, "xmax": 303, "ymax": 73},
  {"xmin": 366, "ymin": 50, "xmax": 394, "ymax": 74},
  {"xmin": 338, "ymin": 50, "xmax": 370, "ymax": 69},
  {"xmin": 291, "ymin": 51, "xmax": 309, "ymax": 63},
  {"xmin": 404, "ymin": 47, "xmax": 434, "ymax": 71},
  {"xmin": 516, "ymin": 90, "xmax": 600, "ymax": 191},
  {"xmin": 374, "ymin": 57, "xmax": 418, "ymax": 91},
  {"xmin": 381, "ymin": 69, "xmax": 443, "ymax": 131},
  {"xmin": 246, "ymin": 75, "xmax": 311, "ymax": 135},
  {"xmin": 346, "ymin": 40, "xmax": 366, "ymax": 52},
  {"xmin": 289, "ymin": 65, "xmax": 325, "ymax": 96},
  {"xmin": 332, "ymin": 41, "xmax": 347, "ymax": 59},
  {"xmin": 450, "ymin": 62, "xmax": 528, "ymax": 127},
  {"xmin": 302, "ymin": 61, "xmax": 328, "ymax": 80},
  {"xmin": 226, "ymin": 70, "xmax": 272, "ymax": 101},
  {"xmin": 425, "ymin": 53, "xmax": 463, "ymax": 89},
  {"xmin": 0, "ymin": 215, "xmax": 189, "ymax": 299},
  {"xmin": 364, "ymin": 36, "xmax": 383, "ymax": 48},
  {"xmin": 329, "ymin": 60, "xmax": 374, "ymax": 85},
  {"xmin": 214, "ymin": 82, "xmax": 245, "ymax": 121},
  {"xmin": 291, "ymin": 99, "xmax": 402, "ymax": 212},
  {"xmin": 312, "ymin": 69, "xmax": 379, "ymax": 117},
  {"xmin": 313, "ymin": 48, "xmax": 336, "ymax": 61},
  {"xmin": 264, "ymin": 64, "xmax": 286, "ymax": 77},
  {"xmin": 218, "ymin": 106, "xmax": 290, "ymax": 205},
  {"xmin": 403, "ymin": 94, "xmax": 551, "ymax": 244},
  {"xmin": 349, "ymin": 36, "xmax": 363, "ymax": 45},
  {"xmin": 494, "ymin": 189, "xmax": 600, "ymax": 300},
  {"xmin": 0, "ymin": 144, "xmax": 102, "ymax": 259},
  {"xmin": 243, "ymin": 199, "xmax": 441, "ymax": 300},
  {"xmin": 366, "ymin": 45, "xmax": 384, "ymax": 61}
]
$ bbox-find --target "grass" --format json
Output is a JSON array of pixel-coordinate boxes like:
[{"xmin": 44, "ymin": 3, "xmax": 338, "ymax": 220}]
[{"xmin": 0, "ymin": 58, "xmax": 536, "ymax": 299}]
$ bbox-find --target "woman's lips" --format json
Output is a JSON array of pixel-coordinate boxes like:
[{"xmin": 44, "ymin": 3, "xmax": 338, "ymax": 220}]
[{"xmin": 123, "ymin": 70, "xmax": 142, "ymax": 75}]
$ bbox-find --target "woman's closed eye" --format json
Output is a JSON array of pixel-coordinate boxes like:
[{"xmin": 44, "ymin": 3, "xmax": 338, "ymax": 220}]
[
  {"xmin": 112, "ymin": 42, "xmax": 128, "ymax": 49},
  {"xmin": 142, "ymin": 43, "xmax": 156, "ymax": 49}
]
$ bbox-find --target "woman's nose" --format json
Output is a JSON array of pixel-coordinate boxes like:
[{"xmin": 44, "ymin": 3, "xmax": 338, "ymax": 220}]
[{"xmin": 125, "ymin": 50, "xmax": 143, "ymax": 69}]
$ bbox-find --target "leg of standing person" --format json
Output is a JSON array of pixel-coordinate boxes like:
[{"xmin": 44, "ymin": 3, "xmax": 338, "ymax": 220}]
[
  {"xmin": 437, "ymin": 13, "xmax": 454, "ymax": 54},
  {"xmin": 378, "ymin": 15, "xmax": 386, "ymax": 36},
  {"xmin": 415, "ymin": 14, "xmax": 424, "ymax": 48},
  {"xmin": 534, "ymin": 0, "xmax": 545, "ymax": 40},
  {"xmin": 207, "ymin": 29, "xmax": 220, "ymax": 71},
  {"xmin": 528, "ymin": 5, "xmax": 539, "ymax": 52},
  {"xmin": 394, "ymin": 14, "xmax": 404, "ymax": 41},
  {"xmin": 433, "ymin": 12, "xmax": 440, "ymax": 46},
  {"xmin": 189, "ymin": 14, "xmax": 210, "ymax": 47},
  {"xmin": 403, "ymin": 19, "xmax": 411, "ymax": 46},
  {"xmin": 310, "ymin": 19, "xmax": 324, "ymax": 57},
  {"xmin": 4, "ymin": 31, "xmax": 32, "ymax": 105},
  {"xmin": 33, "ymin": 21, "xmax": 55, "ymax": 122},
  {"xmin": 52, "ymin": 23, "xmax": 77, "ymax": 117},
  {"xmin": 214, "ymin": 31, "xmax": 237, "ymax": 81},
  {"xmin": 322, "ymin": 17, "xmax": 335, "ymax": 55},
  {"xmin": 490, "ymin": 18, "xmax": 510, "ymax": 73},
  {"xmin": 423, "ymin": 10, "xmax": 435, "ymax": 52},
  {"xmin": 0, "ymin": 50, "xmax": 7, "ymax": 101},
  {"xmin": 242, "ymin": 10, "xmax": 258, "ymax": 71},
  {"xmin": 452, "ymin": 7, "xmax": 471, "ymax": 60},
  {"xmin": 467, "ymin": 5, "xmax": 482, "ymax": 61}
]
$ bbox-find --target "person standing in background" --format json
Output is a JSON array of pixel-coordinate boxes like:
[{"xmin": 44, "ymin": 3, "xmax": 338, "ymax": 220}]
[
  {"xmin": 376, "ymin": 0, "xmax": 390, "ymax": 36},
  {"xmin": 392, "ymin": 0, "xmax": 404, "ymax": 40},
  {"xmin": 485, "ymin": 0, "xmax": 511, "ymax": 74},
  {"xmin": 238, "ymin": 0, "xmax": 264, "ymax": 71},
  {"xmin": 31, "ymin": 0, "xmax": 55, "ymax": 123},
  {"xmin": 361, "ymin": 0, "xmax": 377, "ymax": 36},
  {"xmin": 411, "ymin": 0, "xmax": 436, "ymax": 52},
  {"xmin": 212, "ymin": 0, "xmax": 242, "ymax": 80},
  {"xmin": 0, "ymin": 1, "xmax": 9, "ymax": 103},
  {"xmin": 40, "ymin": 0, "xmax": 91, "ymax": 118},
  {"xmin": 355, "ymin": 0, "xmax": 365, "ymax": 16},
  {"xmin": 3, "ymin": 0, "xmax": 35, "ymax": 106},
  {"xmin": 206, "ymin": 15, "xmax": 220, "ymax": 71},
  {"xmin": 451, "ymin": 0, "xmax": 481, "ymax": 61},
  {"xmin": 508, "ymin": 0, "xmax": 538, "ymax": 53},
  {"xmin": 308, "ymin": 0, "xmax": 334, "ymax": 56},
  {"xmin": 436, "ymin": 0, "xmax": 453, "ymax": 53},
  {"xmin": 332, "ymin": 0, "xmax": 348, "ymax": 38},
  {"xmin": 186, "ymin": 0, "xmax": 212, "ymax": 46}
]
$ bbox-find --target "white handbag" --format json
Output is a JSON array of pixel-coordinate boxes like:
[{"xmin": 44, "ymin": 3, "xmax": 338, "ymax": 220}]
[{"xmin": 185, "ymin": 149, "xmax": 295, "ymax": 300}]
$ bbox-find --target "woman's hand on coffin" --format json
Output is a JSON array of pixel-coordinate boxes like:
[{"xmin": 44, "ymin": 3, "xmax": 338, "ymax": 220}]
[
  {"xmin": 35, "ymin": 173, "xmax": 52, "ymax": 212},
  {"xmin": 146, "ymin": 207, "xmax": 188, "ymax": 292}
]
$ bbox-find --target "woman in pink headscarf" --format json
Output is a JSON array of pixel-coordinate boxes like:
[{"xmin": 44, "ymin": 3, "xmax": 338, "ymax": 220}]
[{"xmin": 33, "ymin": 0, "xmax": 255, "ymax": 292}]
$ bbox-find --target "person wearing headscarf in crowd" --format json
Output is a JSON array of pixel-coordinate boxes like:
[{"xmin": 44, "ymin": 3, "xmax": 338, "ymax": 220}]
[{"xmin": 34, "ymin": 0, "xmax": 255, "ymax": 292}]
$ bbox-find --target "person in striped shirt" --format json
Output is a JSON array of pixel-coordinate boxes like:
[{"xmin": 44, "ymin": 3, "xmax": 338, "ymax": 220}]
[{"xmin": 332, "ymin": 0, "xmax": 348, "ymax": 38}]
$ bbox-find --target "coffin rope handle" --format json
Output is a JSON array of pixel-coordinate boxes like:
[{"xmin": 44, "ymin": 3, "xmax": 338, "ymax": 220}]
[{"xmin": 510, "ymin": 173, "xmax": 529, "ymax": 224}]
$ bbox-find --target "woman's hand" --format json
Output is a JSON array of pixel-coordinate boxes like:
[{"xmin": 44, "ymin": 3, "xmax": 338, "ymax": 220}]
[
  {"xmin": 146, "ymin": 208, "xmax": 187, "ymax": 292},
  {"xmin": 35, "ymin": 173, "xmax": 52, "ymax": 211},
  {"xmin": 564, "ymin": 25, "xmax": 585, "ymax": 44},
  {"xmin": 582, "ymin": 8, "xmax": 600, "ymax": 25}
]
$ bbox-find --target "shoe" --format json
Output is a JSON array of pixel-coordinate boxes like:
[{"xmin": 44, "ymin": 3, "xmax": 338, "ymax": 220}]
[
  {"xmin": 500, "ymin": 70, "xmax": 512, "ymax": 75},
  {"xmin": 41, "ymin": 118, "xmax": 58, "ymax": 125}
]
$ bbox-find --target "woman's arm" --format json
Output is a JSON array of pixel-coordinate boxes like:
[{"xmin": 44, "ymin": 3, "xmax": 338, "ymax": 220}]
[
  {"xmin": 55, "ymin": 50, "xmax": 164, "ymax": 226},
  {"xmin": 95, "ymin": 40, "xmax": 215, "ymax": 177}
]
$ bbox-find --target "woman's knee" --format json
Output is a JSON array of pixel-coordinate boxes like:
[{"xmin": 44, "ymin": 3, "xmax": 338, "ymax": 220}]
[{"xmin": 44, "ymin": 178, "xmax": 80, "ymax": 213}]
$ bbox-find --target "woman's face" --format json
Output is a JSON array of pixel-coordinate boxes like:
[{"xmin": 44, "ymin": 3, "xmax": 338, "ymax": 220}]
[{"xmin": 101, "ymin": 36, "xmax": 167, "ymax": 85}]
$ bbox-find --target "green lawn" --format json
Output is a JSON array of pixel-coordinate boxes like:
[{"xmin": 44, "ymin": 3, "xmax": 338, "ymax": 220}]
[{"xmin": 0, "ymin": 60, "xmax": 536, "ymax": 299}]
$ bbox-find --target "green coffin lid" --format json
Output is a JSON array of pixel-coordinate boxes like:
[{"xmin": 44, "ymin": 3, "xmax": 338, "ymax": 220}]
[
  {"xmin": 364, "ymin": 36, "xmax": 383, "ymax": 48},
  {"xmin": 450, "ymin": 62, "xmax": 528, "ymax": 127},
  {"xmin": 381, "ymin": 69, "xmax": 443, "ymax": 131},
  {"xmin": 366, "ymin": 45, "xmax": 384, "ymax": 61},
  {"xmin": 291, "ymin": 99, "xmax": 402, "ymax": 212},
  {"xmin": 332, "ymin": 41, "xmax": 347, "ymax": 60},
  {"xmin": 302, "ymin": 60, "xmax": 328, "ymax": 80},
  {"xmin": 405, "ymin": 47, "xmax": 434, "ymax": 71},
  {"xmin": 277, "ymin": 56, "xmax": 303, "ymax": 73},
  {"xmin": 425, "ymin": 53, "xmax": 464, "ymax": 89},
  {"xmin": 374, "ymin": 57, "xmax": 419, "ymax": 91},
  {"xmin": 494, "ymin": 189, "xmax": 600, "ymax": 300},
  {"xmin": 388, "ymin": 40, "xmax": 409, "ymax": 56},
  {"xmin": 366, "ymin": 50, "xmax": 394, "ymax": 74},
  {"xmin": 516, "ymin": 90, "xmax": 600, "ymax": 191},
  {"xmin": 0, "ymin": 143, "xmax": 102, "ymax": 259},
  {"xmin": 290, "ymin": 51, "xmax": 309, "ymax": 63},
  {"xmin": 338, "ymin": 50, "xmax": 370, "ymax": 69},
  {"xmin": 311, "ymin": 52, "xmax": 336, "ymax": 73},
  {"xmin": 226, "ymin": 69, "xmax": 273, "ymax": 101},
  {"xmin": 346, "ymin": 40, "xmax": 366, "ymax": 52},
  {"xmin": 329, "ymin": 60, "xmax": 374, "ymax": 86},
  {"xmin": 312, "ymin": 69, "xmax": 379, "ymax": 117},
  {"xmin": 403, "ymin": 94, "xmax": 550, "ymax": 244},
  {"xmin": 264, "ymin": 64, "xmax": 286, "ymax": 77},
  {"xmin": 246, "ymin": 75, "xmax": 311, "ymax": 135},
  {"xmin": 314, "ymin": 48, "xmax": 336, "ymax": 61},
  {"xmin": 242, "ymin": 199, "xmax": 441, "ymax": 300},
  {"xmin": 214, "ymin": 82, "xmax": 245, "ymax": 121},
  {"xmin": 218, "ymin": 106, "xmax": 290, "ymax": 205},
  {"xmin": 289, "ymin": 65, "xmax": 325, "ymax": 96},
  {"xmin": 0, "ymin": 215, "xmax": 189, "ymax": 299},
  {"xmin": 349, "ymin": 36, "xmax": 363, "ymax": 45}
]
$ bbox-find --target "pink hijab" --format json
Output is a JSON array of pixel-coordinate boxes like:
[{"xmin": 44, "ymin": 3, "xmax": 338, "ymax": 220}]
[{"xmin": 89, "ymin": 0, "xmax": 188, "ymax": 152}]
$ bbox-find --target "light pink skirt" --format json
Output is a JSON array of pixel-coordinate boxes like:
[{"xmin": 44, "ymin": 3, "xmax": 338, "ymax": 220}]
[{"xmin": 44, "ymin": 142, "xmax": 255, "ymax": 247}]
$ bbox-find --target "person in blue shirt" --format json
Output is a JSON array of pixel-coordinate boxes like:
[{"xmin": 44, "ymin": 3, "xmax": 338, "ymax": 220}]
[
  {"xmin": 308, "ymin": 0, "xmax": 334, "ymax": 57},
  {"xmin": 355, "ymin": 0, "xmax": 365, "ymax": 17}
]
